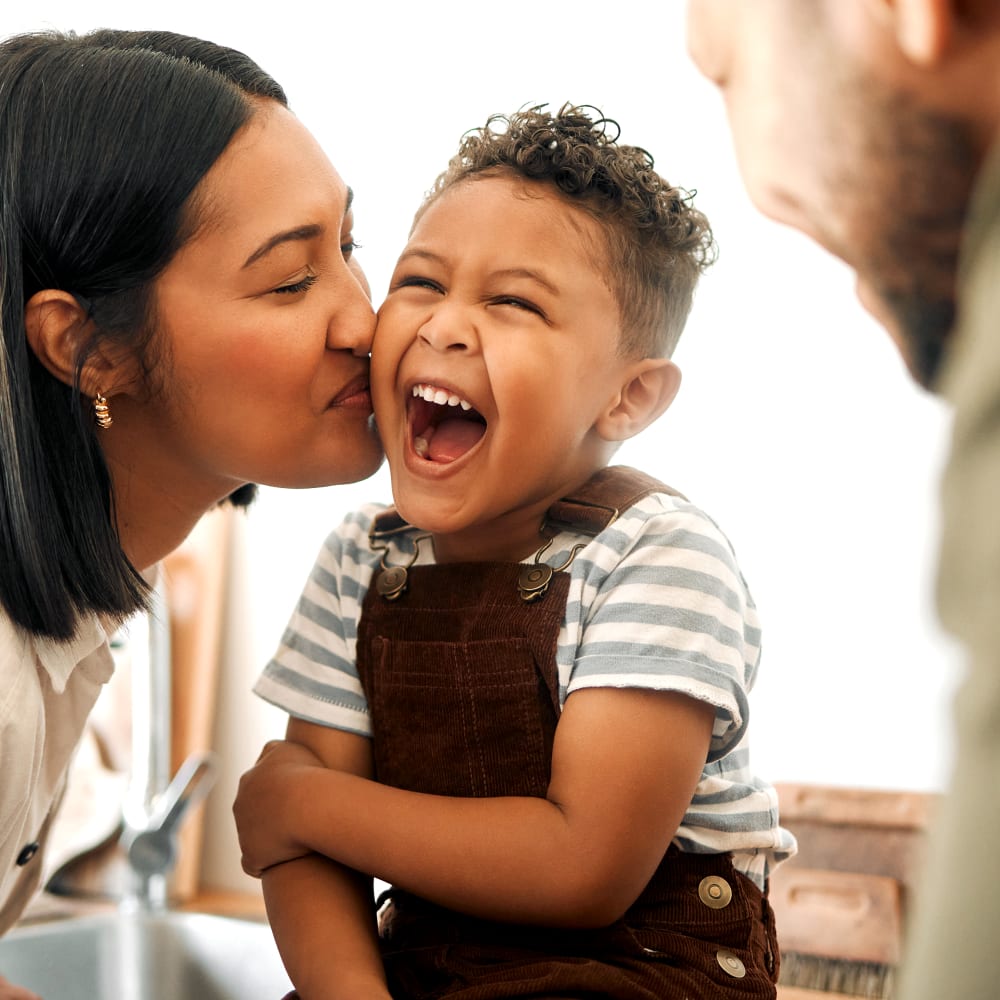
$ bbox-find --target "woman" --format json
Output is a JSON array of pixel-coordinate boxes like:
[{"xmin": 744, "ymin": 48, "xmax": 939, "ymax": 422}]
[{"xmin": 0, "ymin": 25, "xmax": 383, "ymax": 963}]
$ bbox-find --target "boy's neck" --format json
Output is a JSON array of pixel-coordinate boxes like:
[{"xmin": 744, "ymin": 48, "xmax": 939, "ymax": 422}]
[
  {"xmin": 424, "ymin": 462, "xmax": 613, "ymax": 565},
  {"xmin": 429, "ymin": 515, "xmax": 550, "ymax": 565}
]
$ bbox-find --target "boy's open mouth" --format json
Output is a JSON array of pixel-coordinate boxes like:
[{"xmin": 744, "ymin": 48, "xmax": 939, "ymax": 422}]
[{"xmin": 408, "ymin": 382, "xmax": 487, "ymax": 464}]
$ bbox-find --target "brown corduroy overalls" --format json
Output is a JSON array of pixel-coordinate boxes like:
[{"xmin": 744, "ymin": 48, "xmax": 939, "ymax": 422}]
[{"xmin": 358, "ymin": 467, "xmax": 779, "ymax": 1000}]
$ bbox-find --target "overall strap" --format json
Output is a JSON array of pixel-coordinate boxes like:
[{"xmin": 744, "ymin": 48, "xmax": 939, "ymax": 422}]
[{"xmin": 542, "ymin": 465, "xmax": 686, "ymax": 539}]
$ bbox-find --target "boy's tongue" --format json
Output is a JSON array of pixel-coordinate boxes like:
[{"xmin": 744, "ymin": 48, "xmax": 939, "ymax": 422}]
[{"xmin": 421, "ymin": 419, "xmax": 485, "ymax": 463}]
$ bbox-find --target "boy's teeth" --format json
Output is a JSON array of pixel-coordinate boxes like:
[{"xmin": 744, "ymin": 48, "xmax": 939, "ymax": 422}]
[
  {"xmin": 412, "ymin": 383, "xmax": 473, "ymax": 410},
  {"xmin": 414, "ymin": 436, "xmax": 429, "ymax": 457}
]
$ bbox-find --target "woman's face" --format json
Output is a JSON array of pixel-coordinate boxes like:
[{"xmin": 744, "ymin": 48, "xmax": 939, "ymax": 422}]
[{"xmin": 106, "ymin": 100, "xmax": 383, "ymax": 503}]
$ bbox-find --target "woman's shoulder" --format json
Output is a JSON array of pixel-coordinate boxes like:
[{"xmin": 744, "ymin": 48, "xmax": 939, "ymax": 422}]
[
  {"xmin": 0, "ymin": 605, "xmax": 112, "ymax": 693},
  {"xmin": 0, "ymin": 603, "xmax": 29, "ymax": 674}
]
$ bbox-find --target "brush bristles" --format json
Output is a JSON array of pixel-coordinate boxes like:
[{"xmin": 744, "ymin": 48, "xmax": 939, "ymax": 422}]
[{"xmin": 778, "ymin": 951, "xmax": 896, "ymax": 999}]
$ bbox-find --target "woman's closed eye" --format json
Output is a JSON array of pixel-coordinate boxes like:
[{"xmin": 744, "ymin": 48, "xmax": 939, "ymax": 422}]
[{"xmin": 272, "ymin": 271, "xmax": 318, "ymax": 296}]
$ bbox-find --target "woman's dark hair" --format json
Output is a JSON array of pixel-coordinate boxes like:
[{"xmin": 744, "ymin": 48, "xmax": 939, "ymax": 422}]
[
  {"xmin": 418, "ymin": 103, "xmax": 717, "ymax": 359},
  {"xmin": 0, "ymin": 29, "xmax": 287, "ymax": 639}
]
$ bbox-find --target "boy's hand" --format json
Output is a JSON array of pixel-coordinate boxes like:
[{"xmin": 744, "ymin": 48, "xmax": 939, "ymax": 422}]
[{"xmin": 234, "ymin": 739, "xmax": 325, "ymax": 876}]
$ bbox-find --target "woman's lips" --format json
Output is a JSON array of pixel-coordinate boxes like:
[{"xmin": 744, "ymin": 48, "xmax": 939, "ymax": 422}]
[{"xmin": 328, "ymin": 375, "xmax": 373, "ymax": 411}]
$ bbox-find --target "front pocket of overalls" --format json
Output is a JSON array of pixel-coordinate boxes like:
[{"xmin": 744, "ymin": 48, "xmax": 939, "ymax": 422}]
[{"xmin": 367, "ymin": 637, "xmax": 554, "ymax": 798}]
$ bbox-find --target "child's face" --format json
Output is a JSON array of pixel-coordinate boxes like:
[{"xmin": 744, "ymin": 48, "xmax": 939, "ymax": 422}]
[{"xmin": 373, "ymin": 173, "xmax": 637, "ymax": 562}]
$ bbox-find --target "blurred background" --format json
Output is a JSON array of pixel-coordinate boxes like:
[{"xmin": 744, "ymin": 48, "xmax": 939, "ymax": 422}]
[{"xmin": 7, "ymin": 2, "xmax": 959, "ymax": 895}]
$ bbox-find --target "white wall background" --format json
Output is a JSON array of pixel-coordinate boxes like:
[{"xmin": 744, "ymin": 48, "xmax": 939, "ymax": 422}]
[{"xmin": 9, "ymin": 2, "xmax": 961, "ymax": 894}]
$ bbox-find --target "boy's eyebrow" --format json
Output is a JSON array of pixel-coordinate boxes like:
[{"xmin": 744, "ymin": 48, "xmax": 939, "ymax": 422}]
[
  {"xmin": 396, "ymin": 247, "xmax": 444, "ymax": 267},
  {"xmin": 397, "ymin": 250, "xmax": 560, "ymax": 296},
  {"xmin": 242, "ymin": 187, "xmax": 355, "ymax": 269},
  {"xmin": 492, "ymin": 267, "xmax": 560, "ymax": 297}
]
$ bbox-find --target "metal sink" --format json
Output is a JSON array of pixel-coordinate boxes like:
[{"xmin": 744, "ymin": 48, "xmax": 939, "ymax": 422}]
[{"xmin": 0, "ymin": 910, "xmax": 292, "ymax": 999}]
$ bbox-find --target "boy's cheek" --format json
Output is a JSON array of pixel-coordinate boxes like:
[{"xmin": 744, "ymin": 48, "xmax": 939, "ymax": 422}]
[
  {"xmin": 371, "ymin": 304, "xmax": 422, "ymax": 371},
  {"xmin": 371, "ymin": 300, "xmax": 403, "ymax": 346},
  {"xmin": 369, "ymin": 318, "xmax": 391, "ymax": 370}
]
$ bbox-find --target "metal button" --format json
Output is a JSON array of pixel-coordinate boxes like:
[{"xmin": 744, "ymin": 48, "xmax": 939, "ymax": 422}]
[
  {"xmin": 716, "ymin": 949, "xmax": 746, "ymax": 979},
  {"xmin": 16, "ymin": 842, "xmax": 39, "ymax": 866},
  {"xmin": 698, "ymin": 875, "xmax": 732, "ymax": 909}
]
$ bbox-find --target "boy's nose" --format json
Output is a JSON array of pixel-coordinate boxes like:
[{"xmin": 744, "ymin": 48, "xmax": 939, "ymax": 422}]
[{"xmin": 418, "ymin": 308, "xmax": 476, "ymax": 353}]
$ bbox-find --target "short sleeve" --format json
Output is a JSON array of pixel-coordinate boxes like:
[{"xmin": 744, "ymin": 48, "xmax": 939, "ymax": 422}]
[{"xmin": 564, "ymin": 495, "xmax": 759, "ymax": 760}]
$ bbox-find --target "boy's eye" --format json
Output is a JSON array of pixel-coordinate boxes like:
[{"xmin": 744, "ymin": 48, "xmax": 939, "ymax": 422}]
[
  {"xmin": 273, "ymin": 272, "xmax": 318, "ymax": 296},
  {"xmin": 393, "ymin": 275, "xmax": 442, "ymax": 293},
  {"xmin": 342, "ymin": 239, "xmax": 361, "ymax": 258},
  {"xmin": 493, "ymin": 295, "xmax": 544, "ymax": 317}
]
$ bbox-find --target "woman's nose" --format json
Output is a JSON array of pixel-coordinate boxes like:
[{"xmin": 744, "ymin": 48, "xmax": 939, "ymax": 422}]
[{"xmin": 328, "ymin": 267, "xmax": 377, "ymax": 356}]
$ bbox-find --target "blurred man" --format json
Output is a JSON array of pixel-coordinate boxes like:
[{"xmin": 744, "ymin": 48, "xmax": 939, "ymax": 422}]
[{"xmin": 686, "ymin": 3, "xmax": 1000, "ymax": 999}]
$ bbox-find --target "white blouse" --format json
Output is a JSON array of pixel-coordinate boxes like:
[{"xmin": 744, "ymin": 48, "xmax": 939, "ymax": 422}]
[{"xmin": 0, "ymin": 609, "xmax": 114, "ymax": 934}]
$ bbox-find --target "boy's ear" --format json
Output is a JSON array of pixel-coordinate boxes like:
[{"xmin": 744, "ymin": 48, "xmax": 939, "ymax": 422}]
[
  {"xmin": 595, "ymin": 358, "xmax": 682, "ymax": 443},
  {"xmin": 24, "ymin": 289, "xmax": 133, "ymax": 396}
]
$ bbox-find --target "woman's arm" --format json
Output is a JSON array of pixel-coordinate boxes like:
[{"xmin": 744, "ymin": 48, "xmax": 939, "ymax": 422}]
[
  {"xmin": 239, "ymin": 688, "xmax": 714, "ymax": 928},
  {"xmin": 238, "ymin": 721, "xmax": 390, "ymax": 1000}
]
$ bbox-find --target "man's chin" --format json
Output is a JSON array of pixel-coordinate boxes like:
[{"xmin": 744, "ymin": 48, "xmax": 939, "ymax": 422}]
[{"xmin": 855, "ymin": 277, "xmax": 952, "ymax": 390}]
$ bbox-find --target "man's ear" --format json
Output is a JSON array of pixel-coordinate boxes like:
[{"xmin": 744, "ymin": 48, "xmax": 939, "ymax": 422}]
[
  {"xmin": 24, "ymin": 289, "xmax": 130, "ymax": 397},
  {"xmin": 877, "ymin": 0, "xmax": 954, "ymax": 65},
  {"xmin": 595, "ymin": 358, "xmax": 682, "ymax": 443}
]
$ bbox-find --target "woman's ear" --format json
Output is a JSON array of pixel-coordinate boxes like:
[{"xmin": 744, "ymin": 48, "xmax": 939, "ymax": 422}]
[
  {"xmin": 595, "ymin": 358, "xmax": 682, "ymax": 443},
  {"xmin": 24, "ymin": 289, "xmax": 131, "ymax": 396}
]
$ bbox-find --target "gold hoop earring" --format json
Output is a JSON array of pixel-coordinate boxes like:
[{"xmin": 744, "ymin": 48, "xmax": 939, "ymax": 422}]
[{"xmin": 93, "ymin": 391, "xmax": 113, "ymax": 430}]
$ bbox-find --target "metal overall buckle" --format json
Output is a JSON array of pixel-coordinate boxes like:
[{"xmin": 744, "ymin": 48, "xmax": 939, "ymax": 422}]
[
  {"xmin": 369, "ymin": 521, "xmax": 431, "ymax": 602},
  {"xmin": 517, "ymin": 538, "xmax": 585, "ymax": 603}
]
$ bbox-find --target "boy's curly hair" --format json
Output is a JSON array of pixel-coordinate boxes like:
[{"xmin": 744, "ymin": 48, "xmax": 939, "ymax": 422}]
[{"xmin": 419, "ymin": 103, "xmax": 717, "ymax": 358}]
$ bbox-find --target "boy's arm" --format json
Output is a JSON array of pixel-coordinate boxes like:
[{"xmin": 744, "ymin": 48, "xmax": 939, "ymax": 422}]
[
  {"xmin": 262, "ymin": 856, "xmax": 388, "ymax": 1000},
  {"xmin": 239, "ymin": 687, "xmax": 714, "ymax": 928},
  {"xmin": 239, "ymin": 722, "xmax": 390, "ymax": 1000}
]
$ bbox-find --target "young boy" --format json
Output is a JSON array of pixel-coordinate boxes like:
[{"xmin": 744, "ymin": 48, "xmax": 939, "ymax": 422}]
[{"xmin": 239, "ymin": 104, "xmax": 795, "ymax": 999}]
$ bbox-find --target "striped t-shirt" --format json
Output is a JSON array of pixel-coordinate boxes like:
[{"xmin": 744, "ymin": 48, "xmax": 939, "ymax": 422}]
[{"xmin": 255, "ymin": 489, "xmax": 796, "ymax": 887}]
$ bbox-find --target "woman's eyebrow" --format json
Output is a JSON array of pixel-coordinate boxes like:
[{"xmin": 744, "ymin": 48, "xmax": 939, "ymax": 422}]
[
  {"xmin": 242, "ymin": 188, "xmax": 355, "ymax": 269},
  {"xmin": 243, "ymin": 224, "xmax": 323, "ymax": 268}
]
